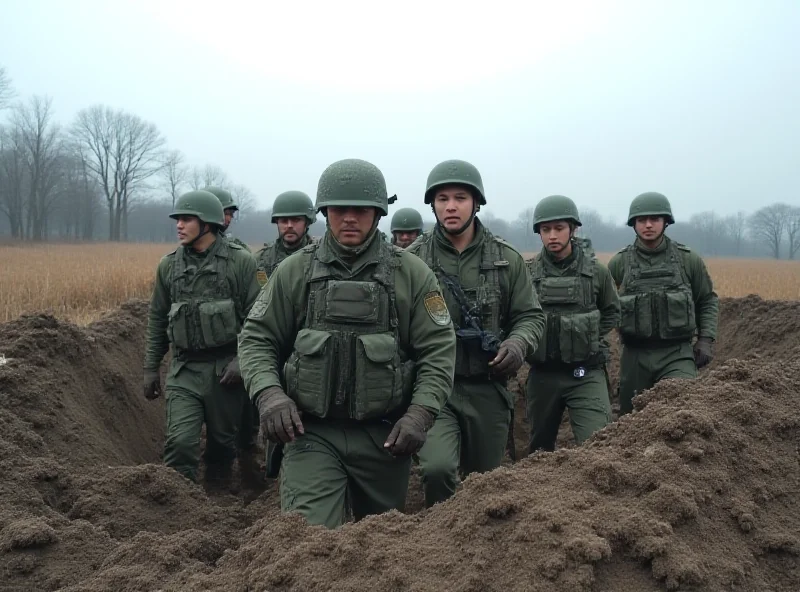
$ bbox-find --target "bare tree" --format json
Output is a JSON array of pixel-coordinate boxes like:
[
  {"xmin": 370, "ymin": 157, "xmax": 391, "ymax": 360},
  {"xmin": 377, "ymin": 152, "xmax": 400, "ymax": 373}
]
[
  {"xmin": 513, "ymin": 207, "xmax": 536, "ymax": 251},
  {"xmin": 577, "ymin": 208, "xmax": 605, "ymax": 240},
  {"xmin": 189, "ymin": 164, "xmax": 229, "ymax": 190},
  {"xmin": 748, "ymin": 203, "xmax": 791, "ymax": 259},
  {"xmin": 0, "ymin": 66, "xmax": 14, "ymax": 109},
  {"xmin": 724, "ymin": 212, "xmax": 747, "ymax": 256},
  {"xmin": 57, "ymin": 150, "xmax": 103, "ymax": 240},
  {"xmin": 688, "ymin": 211, "xmax": 732, "ymax": 256},
  {"xmin": 786, "ymin": 207, "xmax": 800, "ymax": 260},
  {"xmin": 13, "ymin": 96, "xmax": 64, "ymax": 240},
  {"xmin": 230, "ymin": 183, "xmax": 255, "ymax": 218},
  {"xmin": 71, "ymin": 105, "xmax": 165, "ymax": 240},
  {"xmin": 0, "ymin": 124, "xmax": 26, "ymax": 238},
  {"xmin": 161, "ymin": 149, "xmax": 188, "ymax": 208}
]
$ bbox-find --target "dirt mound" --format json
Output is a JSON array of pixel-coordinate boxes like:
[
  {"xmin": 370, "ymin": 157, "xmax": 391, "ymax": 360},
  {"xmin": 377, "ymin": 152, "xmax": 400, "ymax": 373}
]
[
  {"xmin": 0, "ymin": 300, "xmax": 163, "ymax": 466},
  {"xmin": 97, "ymin": 346, "xmax": 797, "ymax": 592},
  {"xmin": 1, "ymin": 296, "xmax": 799, "ymax": 591},
  {"xmin": 0, "ymin": 301, "xmax": 274, "ymax": 591},
  {"xmin": 714, "ymin": 295, "xmax": 800, "ymax": 363}
]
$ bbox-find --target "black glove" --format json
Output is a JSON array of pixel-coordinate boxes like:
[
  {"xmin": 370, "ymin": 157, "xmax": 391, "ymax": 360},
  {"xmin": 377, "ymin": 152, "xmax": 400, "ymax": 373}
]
[
  {"xmin": 143, "ymin": 369, "xmax": 162, "ymax": 400},
  {"xmin": 694, "ymin": 336, "xmax": 714, "ymax": 369},
  {"xmin": 219, "ymin": 356, "xmax": 242, "ymax": 385},
  {"xmin": 489, "ymin": 337, "xmax": 527, "ymax": 377},
  {"xmin": 384, "ymin": 404, "xmax": 436, "ymax": 456},
  {"xmin": 256, "ymin": 386, "xmax": 304, "ymax": 444}
]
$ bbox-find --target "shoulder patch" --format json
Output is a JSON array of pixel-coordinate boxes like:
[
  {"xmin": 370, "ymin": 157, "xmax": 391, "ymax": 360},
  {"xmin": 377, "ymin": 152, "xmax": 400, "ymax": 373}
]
[
  {"xmin": 247, "ymin": 291, "xmax": 269, "ymax": 319},
  {"xmin": 256, "ymin": 267, "xmax": 269, "ymax": 287},
  {"xmin": 675, "ymin": 242, "xmax": 691, "ymax": 252},
  {"xmin": 423, "ymin": 291, "xmax": 451, "ymax": 326}
]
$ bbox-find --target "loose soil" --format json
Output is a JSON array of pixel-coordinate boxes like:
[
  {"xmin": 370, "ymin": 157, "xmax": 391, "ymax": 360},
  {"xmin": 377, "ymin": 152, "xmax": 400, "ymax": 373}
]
[{"xmin": 0, "ymin": 296, "xmax": 797, "ymax": 591}]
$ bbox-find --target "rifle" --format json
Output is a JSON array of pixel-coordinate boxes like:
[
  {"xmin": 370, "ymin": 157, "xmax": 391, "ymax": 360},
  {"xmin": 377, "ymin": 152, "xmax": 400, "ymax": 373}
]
[{"xmin": 437, "ymin": 270, "xmax": 503, "ymax": 355}]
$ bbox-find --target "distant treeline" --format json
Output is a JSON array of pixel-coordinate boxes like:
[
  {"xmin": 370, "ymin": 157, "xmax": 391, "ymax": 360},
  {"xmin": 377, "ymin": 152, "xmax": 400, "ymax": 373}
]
[
  {"xmin": 1, "ymin": 65, "xmax": 798, "ymax": 258},
  {"xmin": 3, "ymin": 195, "xmax": 794, "ymax": 261}
]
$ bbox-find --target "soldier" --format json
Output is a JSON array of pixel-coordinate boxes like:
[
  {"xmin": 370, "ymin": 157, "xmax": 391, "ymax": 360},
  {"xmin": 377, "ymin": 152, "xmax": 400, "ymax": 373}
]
[
  {"xmin": 390, "ymin": 207, "xmax": 424, "ymax": 248},
  {"xmin": 238, "ymin": 159, "xmax": 456, "ymax": 529},
  {"xmin": 608, "ymin": 192, "xmax": 719, "ymax": 415},
  {"xmin": 205, "ymin": 185, "xmax": 262, "ymax": 482},
  {"xmin": 143, "ymin": 190, "xmax": 261, "ymax": 484},
  {"xmin": 525, "ymin": 195, "xmax": 619, "ymax": 452},
  {"xmin": 407, "ymin": 159, "xmax": 544, "ymax": 508},
  {"xmin": 254, "ymin": 190, "xmax": 317, "ymax": 288},
  {"xmin": 204, "ymin": 186, "xmax": 250, "ymax": 251}
]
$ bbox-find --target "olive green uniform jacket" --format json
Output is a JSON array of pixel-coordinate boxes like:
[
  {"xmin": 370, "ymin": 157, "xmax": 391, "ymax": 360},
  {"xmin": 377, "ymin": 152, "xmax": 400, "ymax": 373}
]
[
  {"xmin": 238, "ymin": 229, "xmax": 457, "ymax": 528},
  {"xmin": 144, "ymin": 238, "xmax": 260, "ymax": 480},
  {"xmin": 407, "ymin": 220, "xmax": 544, "ymax": 507},
  {"xmin": 608, "ymin": 236, "xmax": 719, "ymax": 414}
]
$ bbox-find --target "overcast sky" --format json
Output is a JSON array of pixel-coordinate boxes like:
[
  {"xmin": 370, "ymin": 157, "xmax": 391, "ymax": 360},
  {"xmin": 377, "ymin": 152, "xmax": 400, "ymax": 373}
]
[{"xmin": 2, "ymin": 0, "xmax": 798, "ymax": 227}]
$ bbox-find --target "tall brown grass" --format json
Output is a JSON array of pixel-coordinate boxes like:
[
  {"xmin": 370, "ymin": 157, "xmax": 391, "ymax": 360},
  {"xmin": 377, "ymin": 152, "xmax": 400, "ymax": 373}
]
[
  {"xmin": 1, "ymin": 243, "xmax": 798, "ymax": 324},
  {"xmin": 0, "ymin": 243, "xmax": 172, "ymax": 324}
]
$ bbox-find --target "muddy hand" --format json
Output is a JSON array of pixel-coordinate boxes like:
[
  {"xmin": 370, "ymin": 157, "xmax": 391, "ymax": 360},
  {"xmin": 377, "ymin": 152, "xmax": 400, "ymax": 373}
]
[
  {"xmin": 143, "ymin": 369, "xmax": 162, "ymax": 400},
  {"xmin": 693, "ymin": 336, "xmax": 714, "ymax": 369},
  {"xmin": 384, "ymin": 404, "xmax": 435, "ymax": 456},
  {"xmin": 219, "ymin": 356, "xmax": 242, "ymax": 385},
  {"xmin": 256, "ymin": 386, "xmax": 304, "ymax": 444},
  {"xmin": 489, "ymin": 337, "xmax": 527, "ymax": 377}
]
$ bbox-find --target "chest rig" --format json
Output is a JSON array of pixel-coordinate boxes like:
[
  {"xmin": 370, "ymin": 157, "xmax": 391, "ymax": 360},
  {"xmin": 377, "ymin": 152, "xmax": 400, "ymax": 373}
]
[
  {"xmin": 415, "ymin": 229, "xmax": 506, "ymax": 378},
  {"xmin": 168, "ymin": 241, "xmax": 239, "ymax": 354},
  {"xmin": 282, "ymin": 240, "xmax": 413, "ymax": 421},
  {"xmin": 618, "ymin": 239, "xmax": 696, "ymax": 343},
  {"xmin": 528, "ymin": 241, "xmax": 601, "ymax": 366},
  {"xmin": 257, "ymin": 235, "xmax": 314, "ymax": 282}
]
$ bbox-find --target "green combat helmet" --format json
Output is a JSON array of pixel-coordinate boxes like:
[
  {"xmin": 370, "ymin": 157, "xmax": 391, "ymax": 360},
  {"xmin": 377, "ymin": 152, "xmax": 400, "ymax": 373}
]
[
  {"xmin": 533, "ymin": 195, "xmax": 582, "ymax": 233},
  {"xmin": 170, "ymin": 190, "xmax": 225, "ymax": 227},
  {"xmin": 204, "ymin": 186, "xmax": 237, "ymax": 211},
  {"xmin": 424, "ymin": 160, "xmax": 486, "ymax": 205},
  {"xmin": 627, "ymin": 192, "xmax": 674, "ymax": 226},
  {"xmin": 316, "ymin": 159, "xmax": 395, "ymax": 215},
  {"xmin": 271, "ymin": 190, "xmax": 316, "ymax": 224},
  {"xmin": 390, "ymin": 207, "xmax": 424, "ymax": 232}
]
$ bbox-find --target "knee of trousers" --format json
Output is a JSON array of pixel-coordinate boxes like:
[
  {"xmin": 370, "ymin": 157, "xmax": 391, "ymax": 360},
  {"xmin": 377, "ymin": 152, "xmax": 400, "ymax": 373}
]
[
  {"xmin": 420, "ymin": 457, "xmax": 459, "ymax": 484},
  {"xmin": 164, "ymin": 433, "xmax": 198, "ymax": 465}
]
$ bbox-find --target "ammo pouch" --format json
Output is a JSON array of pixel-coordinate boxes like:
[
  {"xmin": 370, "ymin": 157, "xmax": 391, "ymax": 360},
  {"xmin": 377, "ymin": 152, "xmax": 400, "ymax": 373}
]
[
  {"xmin": 168, "ymin": 298, "xmax": 239, "ymax": 352},
  {"xmin": 454, "ymin": 336, "xmax": 496, "ymax": 378},
  {"xmin": 530, "ymin": 310, "xmax": 601, "ymax": 364},
  {"xmin": 619, "ymin": 290, "xmax": 695, "ymax": 341},
  {"xmin": 286, "ymin": 274, "xmax": 414, "ymax": 421}
]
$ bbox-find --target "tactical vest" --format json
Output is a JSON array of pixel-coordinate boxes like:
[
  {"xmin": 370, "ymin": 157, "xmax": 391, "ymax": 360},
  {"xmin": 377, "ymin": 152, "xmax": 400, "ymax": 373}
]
[
  {"xmin": 256, "ymin": 235, "xmax": 315, "ymax": 287},
  {"xmin": 168, "ymin": 241, "xmax": 239, "ymax": 353},
  {"xmin": 528, "ymin": 240, "xmax": 601, "ymax": 365},
  {"xmin": 224, "ymin": 234, "xmax": 250, "ymax": 251},
  {"xmin": 414, "ymin": 229, "xmax": 506, "ymax": 378},
  {"xmin": 282, "ymin": 240, "xmax": 414, "ymax": 421},
  {"xmin": 618, "ymin": 239, "xmax": 696, "ymax": 342}
]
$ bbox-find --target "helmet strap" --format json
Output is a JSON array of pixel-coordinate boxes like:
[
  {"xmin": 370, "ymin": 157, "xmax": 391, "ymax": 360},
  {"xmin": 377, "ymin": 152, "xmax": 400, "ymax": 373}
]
[{"xmin": 186, "ymin": 221, "xmax": 215, "ymax": 249}]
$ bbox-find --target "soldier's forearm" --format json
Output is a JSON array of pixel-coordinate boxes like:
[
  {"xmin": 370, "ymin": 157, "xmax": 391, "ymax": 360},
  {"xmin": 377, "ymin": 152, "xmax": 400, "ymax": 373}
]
[
  {"xmin": 507, "ymin": 314, "xmax": 544, "ymax": 350},
  {"xmin": 143, "ymin": 338, "xmax": 169, "ymax": 370}
]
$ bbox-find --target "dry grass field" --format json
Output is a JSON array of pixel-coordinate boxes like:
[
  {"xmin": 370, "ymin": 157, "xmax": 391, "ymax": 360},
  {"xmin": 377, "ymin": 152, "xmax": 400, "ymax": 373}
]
[{"xmin": 1, "ymin": 243, "xmax": 799, "ymax": 324}]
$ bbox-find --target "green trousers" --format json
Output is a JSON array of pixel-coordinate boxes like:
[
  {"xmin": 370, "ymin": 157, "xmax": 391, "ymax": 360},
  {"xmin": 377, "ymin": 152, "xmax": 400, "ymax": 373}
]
[
  {"xmin": 417, "ymin": 378, "xmax": 513, "ymax": 508},
  {"xmin": 280, "ymin": 419, "xmax": 411, "ymax": 529},
  {"xmin": 163, "ymin": 357, "xmax": 245, "ymax": 481},
  {"xmin": 525, "ymin": 367, "xmax": 611, "ymax": 453},
  {"xmin": 618, "ymin": 342, "xmax": 697, "ymax": 415},
  {"xmin": 237, "ymin": 397, "xmax": 258, "ymax": 451}
]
